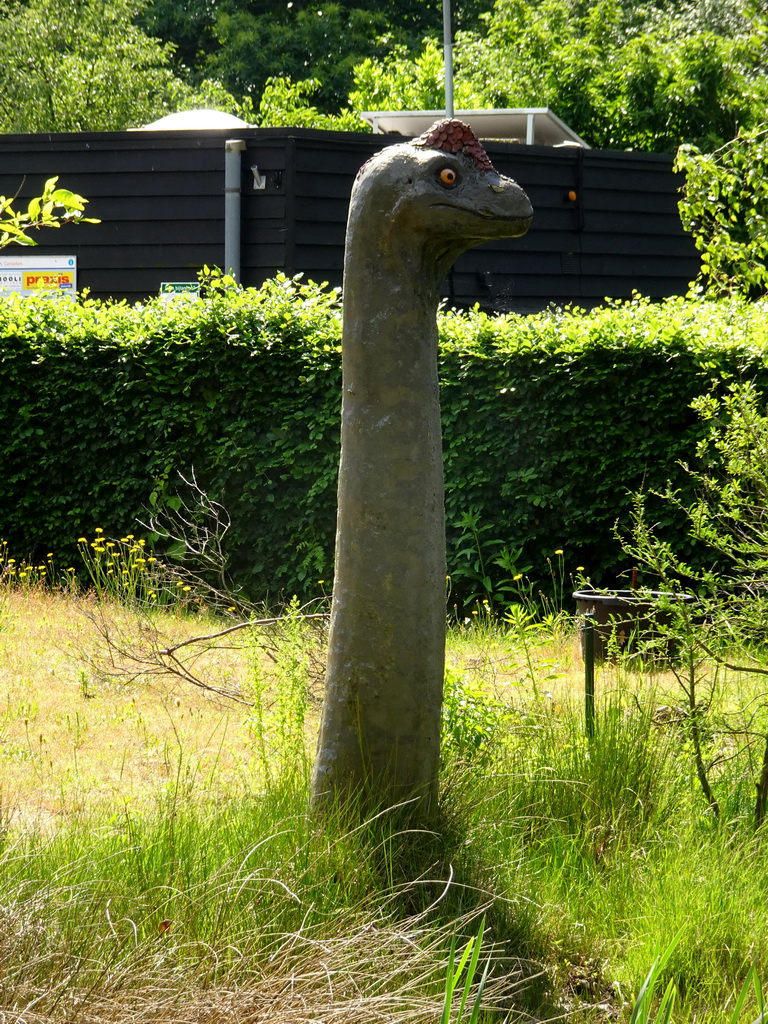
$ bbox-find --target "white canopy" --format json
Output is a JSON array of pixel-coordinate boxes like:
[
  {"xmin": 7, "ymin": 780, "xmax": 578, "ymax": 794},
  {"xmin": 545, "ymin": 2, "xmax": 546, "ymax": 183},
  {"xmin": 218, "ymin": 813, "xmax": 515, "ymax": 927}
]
[{"xmin": 359, "ymin": 108, "xmax": 589, "ymax": 148}]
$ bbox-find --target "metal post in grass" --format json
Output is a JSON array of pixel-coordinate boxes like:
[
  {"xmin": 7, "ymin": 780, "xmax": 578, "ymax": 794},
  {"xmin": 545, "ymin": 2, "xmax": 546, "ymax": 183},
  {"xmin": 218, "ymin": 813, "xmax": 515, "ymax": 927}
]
[{"xmin": 583, "ymin": 612, "xmax": 596, "ymax": 738}]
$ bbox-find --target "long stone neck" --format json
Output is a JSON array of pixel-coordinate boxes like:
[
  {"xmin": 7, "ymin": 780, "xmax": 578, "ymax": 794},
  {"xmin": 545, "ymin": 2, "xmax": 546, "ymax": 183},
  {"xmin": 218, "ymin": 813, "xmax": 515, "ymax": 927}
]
[
  {"xmin": 340, "ymin": 229, "xmax": 444, "ymax": 413},
  {"xmin": 310, "ymin": 217, "xmax": 447, "ymax": 813}
]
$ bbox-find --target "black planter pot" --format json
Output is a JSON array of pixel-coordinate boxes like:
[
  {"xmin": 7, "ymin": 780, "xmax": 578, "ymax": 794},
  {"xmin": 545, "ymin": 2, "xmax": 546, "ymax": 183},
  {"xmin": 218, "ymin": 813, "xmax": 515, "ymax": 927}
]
[{"xmin": 572, "ymin": 589, "xmax": 694, "ymax": 662}]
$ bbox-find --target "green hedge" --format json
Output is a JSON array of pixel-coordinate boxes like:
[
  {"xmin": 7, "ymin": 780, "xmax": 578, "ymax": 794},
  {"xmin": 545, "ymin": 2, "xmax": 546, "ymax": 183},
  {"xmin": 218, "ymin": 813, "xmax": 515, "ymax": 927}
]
[
  {"xmin": 440, "ymin": 297, "xmax": 768, "ymax": 600},
  {"xmin": 1, "ymin": 278, "xmax": 767, "ymax": 604}
]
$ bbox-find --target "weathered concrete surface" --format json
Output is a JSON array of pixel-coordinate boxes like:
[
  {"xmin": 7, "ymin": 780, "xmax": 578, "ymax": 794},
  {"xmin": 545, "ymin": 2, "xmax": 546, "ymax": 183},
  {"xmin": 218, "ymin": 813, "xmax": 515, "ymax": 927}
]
[{"xmin": 311, "ymin": 124, "xmax": 532, "ymax": 815}]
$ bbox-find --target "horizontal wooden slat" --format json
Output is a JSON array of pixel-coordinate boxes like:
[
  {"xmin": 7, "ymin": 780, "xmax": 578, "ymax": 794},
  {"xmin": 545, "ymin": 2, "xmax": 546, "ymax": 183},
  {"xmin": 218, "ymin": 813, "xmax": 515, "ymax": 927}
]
[
  {"xmin": 585, "ymin": 210, "xmax": 687, "ymax": 235},
  {"xmin": 584, "ymin": 190, "xmax": 682, "ymax": 215},
  {"xmin": 579, "ymin": 233, "xmax": 695, "ymax": 257},
  {"xmin": 29, "ymin": 244, "xmax": 225, "ymax": 270},
  {"xmin": 291, "ymin": 221, "xmax": 346, "ymax": 246}
]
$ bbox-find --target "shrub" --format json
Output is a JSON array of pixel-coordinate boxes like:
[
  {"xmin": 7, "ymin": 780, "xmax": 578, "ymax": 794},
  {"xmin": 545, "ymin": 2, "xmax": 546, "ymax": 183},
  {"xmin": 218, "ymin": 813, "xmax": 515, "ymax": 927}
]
[
  {"xmin": 440, "ymin": 294, "xmax": 768, "ymax": 601},
  {"xmin": 1, "ymin": 281, "xmax": 767, "ymax": 604}
]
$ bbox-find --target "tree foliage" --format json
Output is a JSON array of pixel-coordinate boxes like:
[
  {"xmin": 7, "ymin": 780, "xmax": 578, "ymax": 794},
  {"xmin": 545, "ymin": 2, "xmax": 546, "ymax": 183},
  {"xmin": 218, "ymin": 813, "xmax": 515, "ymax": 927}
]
[
  {"xmin": 4, "ymin": 0, "xmax": 766, "ymax": 147},
  {"xmin": 675, "ymin": 124, "xmax": 768, "ymax": 298},
  {"xmin": 253, "ymin": 77, "xmax": 367, "ymax": 131},
  {"xmin": 202, "ymin": 2, "xmax": 392, "ymax": 113},
  {"xmin": 142, "ymin": 0, "xmax": 488, "ymax": 113},
  {"xmin": 0, "ymin": 0, "xmax": 240, "ymax": 132},
  {"xmin": 349, "ymin": 39, "xmax": 458, "ymax": 114},
  {"xmin": 351, "ymin": 0, "xmax": 768, "ymax": 152}
]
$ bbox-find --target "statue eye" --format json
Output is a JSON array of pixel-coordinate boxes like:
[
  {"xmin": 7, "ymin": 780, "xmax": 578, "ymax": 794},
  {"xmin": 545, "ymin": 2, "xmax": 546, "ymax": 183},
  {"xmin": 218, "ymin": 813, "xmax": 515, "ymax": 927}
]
[{"xmin": 438, "ymin": 167, "xmax": 458, "ymax": 187}]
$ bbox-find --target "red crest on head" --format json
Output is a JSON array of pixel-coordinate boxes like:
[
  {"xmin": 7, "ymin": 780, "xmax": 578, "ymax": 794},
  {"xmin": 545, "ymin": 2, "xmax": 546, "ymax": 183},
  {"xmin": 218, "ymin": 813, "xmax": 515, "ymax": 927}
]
[{"xmin": 412, "ymin": 119, "xmax": 498, "ymax": 175}]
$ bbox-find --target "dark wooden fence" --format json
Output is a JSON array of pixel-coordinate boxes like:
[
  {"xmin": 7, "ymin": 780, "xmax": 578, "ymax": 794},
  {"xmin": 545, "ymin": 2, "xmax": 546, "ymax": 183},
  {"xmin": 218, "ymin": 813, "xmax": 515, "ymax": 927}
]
[{"xmin": 0, "ymin": 126, "xmax": 699, "ymax": 310}]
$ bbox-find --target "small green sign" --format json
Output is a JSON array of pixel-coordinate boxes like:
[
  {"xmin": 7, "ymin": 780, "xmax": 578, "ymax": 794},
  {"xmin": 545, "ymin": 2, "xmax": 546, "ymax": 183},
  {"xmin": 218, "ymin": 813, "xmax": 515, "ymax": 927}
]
[{"xmin": 160, "ymin": 281, "xmax": 199, "ymax": 296}]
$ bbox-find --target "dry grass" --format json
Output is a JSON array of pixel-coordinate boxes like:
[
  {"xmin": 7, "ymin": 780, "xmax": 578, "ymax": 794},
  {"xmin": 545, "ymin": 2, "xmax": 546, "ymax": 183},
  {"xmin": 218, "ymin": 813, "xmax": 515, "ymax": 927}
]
[
  {"xmin": 1, "ymin": 588, "xmax": 527, "ymax": 1021},
  {"xmin": 0, "ymin": 588, "xmax": 274, "ymax": 825},
  {"xmin": 0, "ymin": 583, "xmax": 539, "ymax": 1021},
  {"xmin": 0, "ymin": 901, "xmax": 528, "ymax": 1024}
]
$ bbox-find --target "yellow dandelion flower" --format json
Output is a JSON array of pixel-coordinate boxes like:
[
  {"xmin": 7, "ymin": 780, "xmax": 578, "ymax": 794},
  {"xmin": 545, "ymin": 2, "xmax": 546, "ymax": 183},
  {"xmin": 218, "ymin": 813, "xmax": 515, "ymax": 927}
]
[
  {"xmin": 77, "ymin": 537, "xmax": 87, "ymax": 543},
  {"xmin": 554, "ymin": 549, "xmax": 564, "ymax": 555},
  {"xmin": 95, "ymin": 527, "xmax": 104, "ymax": 534},
  {"xmin": 46, "ymin": 552, "xmax": 53, "ymax": 558},
  {"xmin": 182, "ymin": 586, "xmax": 191, "ymax": 592},
  {"xmin": 227, "ymin": 606, "xmax": 236, "ymax": 612},
  {"xmin": 513, "ymin": 573, "xmax": 523, "ymax": 581},
  {"xmin": 577, "ymin": 565, "xmax": 585, "ymax": 571}
]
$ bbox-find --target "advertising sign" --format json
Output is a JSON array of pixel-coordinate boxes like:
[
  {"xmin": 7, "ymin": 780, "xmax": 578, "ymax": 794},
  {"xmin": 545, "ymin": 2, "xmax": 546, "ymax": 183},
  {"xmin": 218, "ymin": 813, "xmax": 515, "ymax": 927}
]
[{"xmin": 0, "ymin": 255, "xmax": 77, "ymax": 297}]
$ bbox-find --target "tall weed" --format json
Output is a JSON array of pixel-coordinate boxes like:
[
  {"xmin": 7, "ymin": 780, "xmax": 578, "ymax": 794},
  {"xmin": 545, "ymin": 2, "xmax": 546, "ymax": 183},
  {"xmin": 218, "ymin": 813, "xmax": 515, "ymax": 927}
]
[{"xmin": 245, "ymin": 598, "xmax": 316, "ymax": 785}]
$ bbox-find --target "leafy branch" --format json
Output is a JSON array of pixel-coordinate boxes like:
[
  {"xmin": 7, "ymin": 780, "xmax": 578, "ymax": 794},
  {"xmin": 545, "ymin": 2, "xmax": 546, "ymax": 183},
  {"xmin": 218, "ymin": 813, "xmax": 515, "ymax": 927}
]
[{"xmin": 0, "ymin": 176, "xmax": 100, "ymax": 249}]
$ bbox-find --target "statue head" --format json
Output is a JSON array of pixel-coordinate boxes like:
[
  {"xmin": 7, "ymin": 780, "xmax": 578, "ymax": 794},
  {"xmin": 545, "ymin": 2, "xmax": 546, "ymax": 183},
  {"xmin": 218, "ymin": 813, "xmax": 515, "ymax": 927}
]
[{"xmin": 348, "ymin": 119, "xmax": 532, "ymax": 278}]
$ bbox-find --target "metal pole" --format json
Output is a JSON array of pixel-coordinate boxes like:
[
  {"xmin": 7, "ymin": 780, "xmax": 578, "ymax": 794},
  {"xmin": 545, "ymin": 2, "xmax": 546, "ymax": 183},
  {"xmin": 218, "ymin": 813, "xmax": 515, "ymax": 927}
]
[
  {"xmin": 583, "ymin": 612, "xmax": 595, "ymax": 738},
  {"xmin": 443, "ymin": 0, "xmax": 454, "ymax": 118},
  {"xmin": 224, "ymin": 139, "xmax": 245, "ymax": 281}
]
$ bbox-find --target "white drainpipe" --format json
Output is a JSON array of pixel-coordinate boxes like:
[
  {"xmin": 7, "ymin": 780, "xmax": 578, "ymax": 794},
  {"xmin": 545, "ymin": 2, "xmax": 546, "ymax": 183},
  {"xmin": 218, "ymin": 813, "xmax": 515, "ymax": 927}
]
[
  {"xmin": 224, "ymin": 139, "xmax": 246, "ymax": 281},
  {"xmin": 443, "ymin": 0, "xmax": 454, "ymax": 118}
]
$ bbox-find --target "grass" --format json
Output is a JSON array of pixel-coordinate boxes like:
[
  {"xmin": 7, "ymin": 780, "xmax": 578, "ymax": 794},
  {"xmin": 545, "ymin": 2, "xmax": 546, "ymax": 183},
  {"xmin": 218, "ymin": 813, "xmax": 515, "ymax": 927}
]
[
  {"xmin": 2, "ymin": 584, "xmax": 768, "ymax": 1021},
  {"xmin": 0, "ymin": 588, "xmax": 254, "ymax": 823}
]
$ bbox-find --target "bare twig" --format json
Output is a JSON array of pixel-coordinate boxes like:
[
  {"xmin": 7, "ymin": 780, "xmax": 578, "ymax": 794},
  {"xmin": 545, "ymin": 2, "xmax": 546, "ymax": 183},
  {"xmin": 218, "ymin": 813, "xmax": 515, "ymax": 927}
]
[{"xmin": 156, "ymin": 613, "xmax": 329, "ymax": 657}]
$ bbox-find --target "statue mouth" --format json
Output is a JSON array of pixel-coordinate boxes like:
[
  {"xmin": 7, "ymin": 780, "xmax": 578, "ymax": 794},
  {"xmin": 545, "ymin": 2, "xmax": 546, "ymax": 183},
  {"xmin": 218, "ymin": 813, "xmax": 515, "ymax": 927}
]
[{"xmin": 431, "ymin": 201, "xmax": 533, "ymax": 225}]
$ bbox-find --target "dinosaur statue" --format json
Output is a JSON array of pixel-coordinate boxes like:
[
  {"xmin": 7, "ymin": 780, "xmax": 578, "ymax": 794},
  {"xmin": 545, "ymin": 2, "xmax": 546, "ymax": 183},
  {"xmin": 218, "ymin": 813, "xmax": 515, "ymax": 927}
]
[{"xmin": 310, "ymin": 119, "xmax": 533, "ymax": 815}]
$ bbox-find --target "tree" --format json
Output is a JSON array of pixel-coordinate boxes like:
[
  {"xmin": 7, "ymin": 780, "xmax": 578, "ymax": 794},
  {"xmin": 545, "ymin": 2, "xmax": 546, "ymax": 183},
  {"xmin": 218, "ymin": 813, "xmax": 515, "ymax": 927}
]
[
  {"xmin": 353, "ymin": 0, "xmax": 768, "ymax": 152},
  {"xmin": 623, "ymin": 382, "xmax": 768, "ymax": 827},
  {"xmin": 202, "ymin": 2, "xmax": 392, "ymax": 113},
  {"xmin": 349, "ymin": 39, "xmax": 464, "ymax": 114},
  {"xmin": 141, "ymin": 0, "xmax": 490, "ymax": 107},
  {"xmin": 675, "ymin": 124, "xmax": 768, "ymax": 298},
  {"xmin": 0, "ymin": 0, "xmax": 230, "ymax": 133},
  {"xmin": 474, "ymin": 0, "xmax": 768, "ymax": 150},
  {"xmin": 0, "ymin": 177, "xmax": 99, "ymax": 249},
  {"xmin": 138, "ymin": 0, "xmax": 219, "ymax": 74},
  {"xmin": 253, "ymin": 77, "xmax": 367, "ymax": 131}
]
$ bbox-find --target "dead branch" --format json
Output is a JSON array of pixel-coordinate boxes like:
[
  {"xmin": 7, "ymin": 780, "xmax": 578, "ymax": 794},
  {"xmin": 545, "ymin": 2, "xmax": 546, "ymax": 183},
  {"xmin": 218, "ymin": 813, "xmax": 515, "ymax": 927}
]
[{"xmin": 156, "ymin": 613, "xmax": 329, "ymax": 657}]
